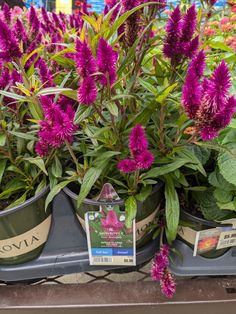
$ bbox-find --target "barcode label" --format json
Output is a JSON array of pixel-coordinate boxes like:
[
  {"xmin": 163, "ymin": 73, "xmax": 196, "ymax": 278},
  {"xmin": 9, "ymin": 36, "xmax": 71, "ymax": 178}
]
[{"xmin": 93, "ymin": 257, "xmax": 113, "ymax": 263}]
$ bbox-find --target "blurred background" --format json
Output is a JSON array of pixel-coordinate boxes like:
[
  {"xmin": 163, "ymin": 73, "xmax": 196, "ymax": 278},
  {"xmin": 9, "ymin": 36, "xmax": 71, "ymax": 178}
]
[{"xmin": 5, "ymin": 0, "xmax": 228, "ymax": 13}]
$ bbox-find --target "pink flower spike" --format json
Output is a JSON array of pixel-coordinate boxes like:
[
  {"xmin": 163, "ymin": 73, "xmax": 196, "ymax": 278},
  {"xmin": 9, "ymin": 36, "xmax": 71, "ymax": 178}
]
[
  {"xmin": 136, "ymin": 150, "xmax": 154, "ymax": 170},
  {"xmin": 160, "ymin": 271, "xmax": 176, "ymax": 298},
  {"xmin": 78, "ymin": 77, "xmax": 97, "ymax": 105},
  {"xmin": 117, "ymin": 159, "xmax": 138, "ymax": 173},
  {"xmin": 129, "ymin": 124, "xmax": 148, "ymax": 156}
]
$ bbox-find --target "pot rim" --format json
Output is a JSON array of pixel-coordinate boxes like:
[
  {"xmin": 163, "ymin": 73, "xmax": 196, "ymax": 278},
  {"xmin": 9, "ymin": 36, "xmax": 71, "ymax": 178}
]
[
  {"xmin": 0, "ymin": 185, "xmax": 50, "ymax": 217},
  {"xmin": 63, "ymin": 182, "xmax": 163, "ymax": 206},
  {"xmin": 180, "ymin": 207, "xmax": 230, "ymax": 227}
]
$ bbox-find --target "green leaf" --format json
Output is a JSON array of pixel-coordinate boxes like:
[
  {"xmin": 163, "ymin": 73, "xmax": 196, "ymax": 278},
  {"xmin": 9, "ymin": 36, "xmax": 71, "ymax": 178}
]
[
  {"xmin": 165, "ymin": 176, "xmax": 180, "ymax": 242},
  {"xmin": 209, "ymin": 40, "xmax": 233, "ymax": 52},
  {"xmin": 37, "ymin": 87, "xmax": 72, "ymax": 96},
  {"xmin": 74, "ymin": 106, "xmax": 92, "ymax": 124},
  {"xmin": 24, "ymin": 157, "xmax": 48, "ymax": 175},
  {"xmin": 0, "ymin": 133, "xmax": 6, "ymax": 146},
  {"xmin": 35, "ymin": 177, "xmax": 47, "ymax": 195},
  {"xmin": 8, "ymin": 131, "xmax": 36, "ymax": 141},
  {"xmin": 218, "ymin": 144, "xmax": 236, "ymax": 186},
  {"xmin": 0, "ymin": 159, "xmax": 7, "ymax": 184},
  {"xmin": 62, "ymin": 89, "xmax": 78, "ymax": 101},
  {"xmin": 138, "ymin": 78, "xmax": 157, "ymax": 95},
  {"xmin": 142, "ymin": 159, "xmax": 188, "ymax": 179},
  {"xmin": 51, "ymin": 156, "xmax": 62, "ymax": 178},
  {"xmin": 125, "ymin": 196, "xmax": 137, "ymax": 229},
  {"xmin": 214, "ymin": 188, "xmax": 233, "ymax": 204},
  {"xmin": 177, "ymin": 149, "xmax": 206, "ymax": 176},
  {"xmin": 6, "ymin": 192, "xmax": 27, "ymax": 209},
  {"xmin": 94, "ymin": 151, "xmax": 120, "ymax": 168},
  {"xmin": 208, "ymin": 168, "xmax": 235, "ymax": 191},
  {"xmin": 136, "ymin": 185, "xmax": 152, "ymax": 202},
  {"xmin": 77, "ymin": 167, "xmax": 102, "ymax": 208},
  {"xmin": 217, "ymin": 198, "xmax": 236, "ymax": 211},
  {"xmin": 45, "ymin": 181, "xmax": 71, "ymax": 210},
  {"xmin": 156, "ymin": 83, "xmax": 178, "ymax": 103},
  {"xmin": 0, "ymin": 90, "xmax": 26, "ymax": 101},
  {"xmin": 105, "ymin": 102, "xmax": 119, "ymax": 117}
]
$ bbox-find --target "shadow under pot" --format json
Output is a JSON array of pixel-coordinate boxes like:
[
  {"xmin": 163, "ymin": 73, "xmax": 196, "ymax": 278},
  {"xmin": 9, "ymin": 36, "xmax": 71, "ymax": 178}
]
[
  {"xmin": 178, "ymin": 208, "xmax": 231, "ymax": 258},
  {"xmin": 0, "ymin": 186, "xmax": 52, "ymax": 265},
  {"xmin": 63, "ymin": 183, "xmax": 163, "ymax": 248}
]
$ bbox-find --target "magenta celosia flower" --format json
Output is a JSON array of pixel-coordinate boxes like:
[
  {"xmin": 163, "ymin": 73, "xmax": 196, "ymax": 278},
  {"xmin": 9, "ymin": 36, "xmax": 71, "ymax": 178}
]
[
  {"xmin": 180, "ymin": 5, "xmax": 196, "ymax": 43},
  {"xmin": 37, "ymin": 58, "xmax": 55, "ymax": 87},
  {"xmin": 136, "ymin": 151, "xmax": 154, "ymax": 170},
  {"xmin": 41, "ymin": 7, "xmax": 50, "ymax": 25},
  {"xmin": 52, "ymin": 12, "xmax": 65, "ymax": 32},
  {"xmin": 36, "ymin": 96, "xmax": 77, "ymax": 156},
  {"xmin": 163, "ymin": 6, "xmax": 182, "ymax": 60},
  {"xmin": 129, "ymin": 124, "xmax": 148, "ymax": 157},
  {"xmin": 76, "ymin": 40, "xmax": 97, "ymax": 77},
  {"xmin": 210, "ymin": 0, "xmax": 217, "ymax": 5},
  {"xmin": 0, "ymin": 19, "xmax": 22, "ymax": 62},
  {"xmin": 13, "ymin": 18, "xmax": 29, "ymax": 43},
  {"xmin": 117, "ymin": 159, "xmax": 138, "ymax": 173},
  {"xmin": 78, "ymin": 77, "xmax": 97, "ymax": 105},
  {"xmin": 29, "ymin": 6, "xmax": 40, "ymax": 33},
  {"xmin": 144, "ymin": 0, "xmax": 166, "ymax": 10},
  {"xmin": 101, "ymin": 210, "xmax": 123, "ymax": 232},
  {"xmin": 182, "ymin": 52, "xmax": 236, "ymax": 140},
  {"xmin": 163, "ymin": 5, "xmax": 198, "ymax": 64},
  {"xmin": 122, "ymin": 0, "xmax": 140, "ymax": 11},
  {"xmin": 3, "ymin": 3, "xmax": 11, "ymax": 24},
  {"xmin": 118, "ymin": 124, "xmax": 154, "ymax": 173},
  {"xmin": 11, "ymin": 69, "xmax": 22, "ymax": 85},
  {"xmin": 97, "ymin": 38, "xmax": 118, "ymax": 86},
  {"xmin": 0, "ymin": 68, "xmax": 10, "ymax": 89},
  {"xmin": 160, "ymin": 271, "xmax": 176, "ymax": 298},
  {"xmin": 151, "ymin": 245, "xmax": 169, "ymax": 281}
]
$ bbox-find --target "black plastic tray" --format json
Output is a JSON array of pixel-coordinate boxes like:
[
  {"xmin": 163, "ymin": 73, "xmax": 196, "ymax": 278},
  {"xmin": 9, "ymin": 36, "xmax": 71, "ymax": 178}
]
[
  {"xmin": 169, "ymin": 239, "xmax": 236, "ymax": 276},
  {"xmin": 0, "ymin": 192, "xmax": 159, "ymax": 282}
]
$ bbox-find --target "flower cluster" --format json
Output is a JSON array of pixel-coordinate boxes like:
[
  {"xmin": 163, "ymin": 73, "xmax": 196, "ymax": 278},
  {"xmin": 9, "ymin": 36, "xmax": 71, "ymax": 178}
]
[
  {"xmin": 151, "ymin": 245, "xmax": 176, "ymax": 298},
  {"xmin": 76, "ymin": 38, "xmax": 117, "ymax": 105},
  {"xmin": 182, "ymin": 51, "xmax": 236, "ymax": 140},
  {"xmin": 36, "ymin": 96, "xmax": 77, "ymax": 156},
  {"xmin": 163, "ymin": 5, "xmax": 199, "ymax": 65},
  {"xmin": 118, "ymin": 124, "xmax": 154, "ymax": 173}
]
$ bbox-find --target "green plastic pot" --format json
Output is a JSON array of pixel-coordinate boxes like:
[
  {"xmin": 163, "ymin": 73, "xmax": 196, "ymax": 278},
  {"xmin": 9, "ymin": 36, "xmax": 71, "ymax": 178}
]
[
  {"xmin": 64, "ymin": 183, "xmax": 163, "ymax": 248},
  {"xmin": 0, "ymin": 186, "xmax": 52, "ymax": 265},
  {"xmin": 178, "ymin": 208, "xmax": 230, "ymax": 258}
]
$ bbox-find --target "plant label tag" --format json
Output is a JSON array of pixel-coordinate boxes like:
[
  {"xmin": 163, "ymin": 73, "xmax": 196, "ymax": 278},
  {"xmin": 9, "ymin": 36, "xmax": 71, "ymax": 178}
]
[
  {"xmin": 85, "ymin": 183, "xmax": 136, "ymax": 266},
  {"xmin": 193, "ymin": 228, "xmax": 221, "ymax": 256},
  {"xmin": 216, "ymin": 228, "xmax": 236, "ymax": 250}
]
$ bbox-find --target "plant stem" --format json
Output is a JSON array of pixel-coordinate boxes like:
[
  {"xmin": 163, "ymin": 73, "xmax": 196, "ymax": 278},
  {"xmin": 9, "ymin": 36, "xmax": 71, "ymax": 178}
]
[
  {"xmin": 65, "ymin": 140, "xmax": 83, "ymax": 177},
  {"xmin": 158, "ymin": 102, "xmax": 166, "ymax": 154}
]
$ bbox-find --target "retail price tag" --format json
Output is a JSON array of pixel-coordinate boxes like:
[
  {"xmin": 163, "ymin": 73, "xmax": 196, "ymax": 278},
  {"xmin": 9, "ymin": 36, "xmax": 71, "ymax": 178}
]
[
  {"xmin": 85, "ymin": 183, "xmax": 136, "ymax": 266},
  {"xmin": 216, "ymin": 229, "xmax": 236, "ymax": 250}
]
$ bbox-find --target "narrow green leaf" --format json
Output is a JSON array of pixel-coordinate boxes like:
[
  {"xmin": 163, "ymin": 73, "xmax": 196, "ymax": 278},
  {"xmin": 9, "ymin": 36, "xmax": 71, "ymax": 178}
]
[
  {"xmin": 8, "ymin": 131, "xmax": 36, "ymax": 141},
  {"xmin": 0, "ymin": 133, "xmax": 6, "ymax": 146},
  {"xmin": 0, "ymin": 159, "xmax": 7, "ymax": 184},
  {"xmin": 24, "ymin": 157, "xmax": 48, "ymax": 175},
  {"xmin": 45, "ymin": 181, "xmax": 71, "ymax": 210},
  {"xmin": 125, "ymin": 196, "xmax": 137, "ymax": 229},
  {"xmin": 142, "ymin": 159, "xmax": 187, "ymax": 179},
  {"xmin": 77, "ymin": 167, "xmax": 102, "ymax": 208},
  {"xmin": 165, "ymin": 176, "xmax": 180, "ymax": 242}
]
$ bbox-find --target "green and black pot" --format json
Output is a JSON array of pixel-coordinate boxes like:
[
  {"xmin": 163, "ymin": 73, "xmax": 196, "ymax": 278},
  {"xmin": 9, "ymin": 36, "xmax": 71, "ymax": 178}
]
[
  {"xmin": 178, "ymin": 208, "xmax": 230, "ymax": 258},
  {"xmin": 0, "ymin": 186, "xmax": 52, "ymax": 265},
  {"xmin": 64, "ymin": 183, "xmax": 163, "ymax": 248}
]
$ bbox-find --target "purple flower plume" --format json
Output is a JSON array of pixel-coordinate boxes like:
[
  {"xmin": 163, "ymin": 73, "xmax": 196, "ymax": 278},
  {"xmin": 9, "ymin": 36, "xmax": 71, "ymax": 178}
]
[
  {"xmin": 163, "ymin": 5, "xmax": 198, "ymax": 64},
  {"xmin": 78, "ymin": 77, "xmax": 97, "ymax": 105},
  {"xmin": 129, "ymin": 124, "xmax": 148, "ymax": 157},
  {"xmin": 29, "ymin": 6, "xmax": 40, "ymax": 33},
  {"xmin": 180, "ymin": 5, "xmax": 197, "ymax": 43},
  {"xmin": 117, "ymin": 159, "xmax": 138, "ymax": 173},
  {"xmin": 160, "ymin": 271, "xmax": 176, "ymax": 298},
  {"xmin": 118, "ymin": 124, "xmax": 154, "ymax": 174},
  {"xmin": 122, "ymin": 0, "xmax": 140, "ymax": 11},
  {"xmin": 0, "ymin": 19, "xmax": 22, "ymax": 62},
  {"xmin": 36, "ymin": 96, "xmax": 77, "ymax": 156},
  {"xmin": 13, "ymin": 18, "xmax": 29, "ymax": 43},
  {"xmin": 182, "ymin": 52, "xmax": 236, "ymax": 140},
  {"xmin": 151, "ymin": 245, "xmax": 176, "ymax": 298},
  {"xmin": 37, "ymin": 58, "xmax": 55, "ymax": 87},
  {"xmin": 97, "ymin": 38, "xmax": 117, "ymax": 86},
  {"xmin": 76, "ymin": 40, "xmax": 97, "ymax": 77},
  {"xmin": 3, "ymin": 3, "xmax": 11, "ymax": 25},
  {"xmin": 122, "ymin": 0, "xmax": 141, "ymax": 46}
]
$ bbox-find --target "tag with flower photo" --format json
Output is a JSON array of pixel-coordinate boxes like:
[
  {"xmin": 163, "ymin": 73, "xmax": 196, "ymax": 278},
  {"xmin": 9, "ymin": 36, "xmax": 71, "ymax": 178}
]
[{"xmin": 85, "ymin": 184, "xmax": 136, "ymax": 266}]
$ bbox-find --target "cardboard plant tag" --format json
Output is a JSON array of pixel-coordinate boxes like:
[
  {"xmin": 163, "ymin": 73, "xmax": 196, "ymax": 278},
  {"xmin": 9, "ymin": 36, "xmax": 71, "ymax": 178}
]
[
  {"xmin": 193, "ymin": 228, "xmax": 221, "ymax": 256},
  {"xmin": 85, "ymin": 183, "xmax": 136, "ymax": 266}
]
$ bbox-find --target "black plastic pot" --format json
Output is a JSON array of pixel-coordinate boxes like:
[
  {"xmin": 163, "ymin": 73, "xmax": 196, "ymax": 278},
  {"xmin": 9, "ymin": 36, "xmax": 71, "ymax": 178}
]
[
  {"xmin": 178, "ymin": 208, "xmax": 230, "ymax": 258},
  {"xmin": 64, "ymin": 183, "xmax": 163, "ymax": 248},
  {"xmin": 0, "ymin": 186, "xmax": 52, "ymax": 265}
]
